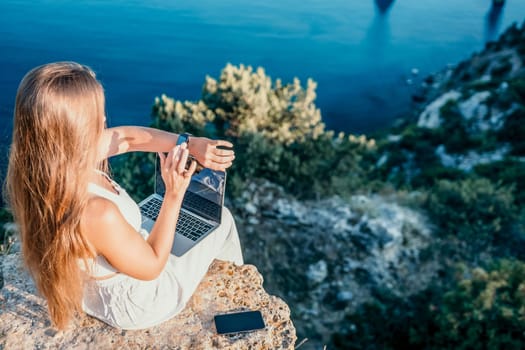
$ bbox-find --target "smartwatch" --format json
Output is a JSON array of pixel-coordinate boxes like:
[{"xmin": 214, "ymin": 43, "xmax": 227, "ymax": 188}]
[
  {"xmin": 176, "ymin": 133, "xmax": 191, "ymax": 146},
  {"xmin": 176, "ymin": 133, "xmax": 199, "ymax": 171}
]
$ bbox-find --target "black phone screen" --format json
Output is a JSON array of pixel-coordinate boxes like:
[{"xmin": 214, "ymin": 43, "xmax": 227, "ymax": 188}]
[{"xmin": 214, "ymin": 310, "xmax": 265, "ymax": 334}]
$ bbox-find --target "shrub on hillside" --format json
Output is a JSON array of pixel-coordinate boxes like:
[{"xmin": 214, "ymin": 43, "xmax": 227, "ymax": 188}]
[
  {"xmin": 474, "ymin": 159, "xmax": 525, "ymax": 207},
  {"xmin": 110, "ymin": 152, "xmax": 156, "ymax": 203},
  {"xmin": 498, "ymin": 106, "xmax": 525, "ymax": 155},
  {"xmin": 374, "ymin": 123, "xmax": 469, "ymax": 189},
  {"xmin": 429, "ymin": 259, "xmax": 525, "ymax": 349},
  {"xmin": 113, "ymin": 64, "xmax": 376, "ymax": 199},
  {"xmin": 426, "ymin": 178, "xmax": 516, "ymax": 244},
  {"xmin": 230, "ymin": 131, "xmax": 376, "ymax": 198},
  {"xmin": 508, "ymin": 78, "xmax": 525, "ymax": 101},
  {"xmin": 151, "ymin": 63, "xmax": 326, "ymax": 144},
  {"xmin": 332, "ymin": 259, "xmax": 525, "ymax": 350},
  {"xmin": 437, "ymin": 100, "xmax": 483, "ymax": 153},
  {"xmin": 331, "ymin": 287, "xmax": 439, "ymax": 350}
]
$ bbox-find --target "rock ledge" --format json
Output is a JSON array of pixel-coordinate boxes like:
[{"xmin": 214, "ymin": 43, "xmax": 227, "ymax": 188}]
[{"xmin": 0, "ymin": 252, "xmax": 296, "ymax": 350}]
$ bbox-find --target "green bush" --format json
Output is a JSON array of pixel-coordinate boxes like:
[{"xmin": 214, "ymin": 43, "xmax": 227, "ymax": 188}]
[
  {"xmin": 490, "ymin": 57, "xmax": 513, "ymax": 79},
  {"xmin": 398, "ymin": 124, "xmax": 441, "ymax": 155},
  {"xmin": 229, "ymin": 131, "xmax": 376, "ymax": 198},
  {"xmin": 430, "ymin": 260, "xmax": 525, "ymax": 349},
  {"xmin": 474, "ymin": 159, "xmax": 525, "ymax": 207},
  {"xmin": 114, "ymin": 64, "xmax": 376, "ymax": 200},
  {"xmin": 332, "ymin": 287, "xmax": 440, "ymax": 350},
  {"xmin": 149, "ymin": 64, "xmax": 326, "ymax": 144},
  {"xmin": 412, "ymin": 164, "xmax": 467, "ymax": 189},
  {"xmin": 426, "ymin": 178, "xmax": 516, "ymax": 244},
  {"xmin": 200, "ymin": 64, "xmax": 325, "ymax": 144},
  {"xmin": 375, "ymin": 123, "xmax": 469, "ymax": 189},
  {"xmin": 332, "ymin": 259, "xmax": 525, "ymax": 350},
  {"xmin": 508, "ymin": 78, "xmax": 525, "ymax": 102},
  {"xmin": 437, "ymin": 100, "xmax": 482, "ymax": 153},
  {"xmin": 498, "ymin": 106, "xmax": 525, "ymax": 155},
  {"xmin": 110, "ymin": 152, "xmax": 157, "ymax": 203}
]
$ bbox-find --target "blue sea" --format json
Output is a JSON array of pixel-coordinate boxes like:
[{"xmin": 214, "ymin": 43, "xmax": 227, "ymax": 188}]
[{"xmin": 1, "ymin": 0, "xmax": 524, "ymax": 149}]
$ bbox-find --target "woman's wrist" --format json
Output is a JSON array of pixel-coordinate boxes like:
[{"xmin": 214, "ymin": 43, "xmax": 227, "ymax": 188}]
[
  {"xmin": 176, "ymin": 133, "xmax": 191, "ymax": 146},
  {"xmin": 163, "ymin": 191, "xmax": 184, "ymax": 207}
]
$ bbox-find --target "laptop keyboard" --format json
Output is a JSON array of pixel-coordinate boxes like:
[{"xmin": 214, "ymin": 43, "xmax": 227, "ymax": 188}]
[
  {"xmin": 140, "ymin": 197, "xmax": 163, "ymax": 220},
  {"xmin": 140, "ymin": 196, "xmax": 214, "ymax": 241},
  {"xmin": 176, "ymin": 210, "xmax": 214, "ymax": 241},
  {"xmin": 182, "ymin": 191, "xmax": 220, "ymax": 219}
]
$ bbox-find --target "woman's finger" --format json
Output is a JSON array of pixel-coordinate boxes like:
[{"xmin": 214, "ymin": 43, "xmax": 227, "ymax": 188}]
[
  {"xmin": 165, "ymin": 148, "xmax": 175, "ymax": 170},
  {"xmin": 177, "ymin": 147, "xmax": 190, "ymax": 174},
  {"xmin": 213, "ymin": 148, "xmax": 235, "ymax": 157},
  {"xmin": 184, "ymin": 159, "xmax": 197, "ymax": 178},
  {"xmin": 158, "ymin": 152, "xmax": 166, "ymax": 170},
  {"xmin": 170, "ymin": 145, "xmax": 181, "ymax": 171},
  {"xmin": 206, "ymin": 153, "xmax": 235, "ymax": 165},
  {"xmin": 213, "ymin": 161, "xmax": 233, "ymax": 171}
]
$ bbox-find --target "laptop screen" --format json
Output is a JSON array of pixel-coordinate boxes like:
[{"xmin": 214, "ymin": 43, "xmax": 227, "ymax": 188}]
[
  {"xmin": 187, "ymin": 169, "xmax": 226, "ymax": 205},
  {"xmin": 154, "ymin": 156, "xmax": 226, "ymax": 207}
]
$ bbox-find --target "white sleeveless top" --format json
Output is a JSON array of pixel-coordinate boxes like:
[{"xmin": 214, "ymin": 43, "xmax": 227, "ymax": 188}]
[
  {"xmin": 82, "ymin": 171, "xmax": 184, "ymax": 330},
  {"xmin": 85, "ymin": 171, "xmax": 147, "ymax": 277}
]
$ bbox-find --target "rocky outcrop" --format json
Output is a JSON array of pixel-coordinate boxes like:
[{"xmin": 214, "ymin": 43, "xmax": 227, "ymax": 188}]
[
  {"xmin": 0, "ymin": 252, "xmax": 296, "ymax": 350},
  {"xmin": 417, "ymin": 90, "xmax": 461, "ymax": 128},
  {"xmin": 413, "ymin": 21, "xmax": 525, "ymax": 107},
  {"xmin": 382, "ymin": 22, "xmax": 525, "ymax": 182},
  {"xmin": 434, "ymin": 144, "xmax": 511, "ymax": 171},
  {"xmin": 232, "ymin": 180, "xmax": 437, "ymax": 348}
]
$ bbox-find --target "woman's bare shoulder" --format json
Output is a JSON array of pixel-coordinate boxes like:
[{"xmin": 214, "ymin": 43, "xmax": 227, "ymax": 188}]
[
  {"xmin": 83, "ymin": 196, "xmax": 121, "ymax": 224},
  {"xmin": 81, "ymin": 196, "xmax": 128, "ymax": 247}
]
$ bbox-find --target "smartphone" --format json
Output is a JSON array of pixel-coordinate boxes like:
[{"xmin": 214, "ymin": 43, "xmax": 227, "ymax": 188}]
[{"xmin": 214, "ymin": 310, "xmax": 265, "ymax": 334}]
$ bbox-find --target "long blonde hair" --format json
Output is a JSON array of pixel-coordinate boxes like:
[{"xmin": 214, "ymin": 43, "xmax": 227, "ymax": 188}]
[{"xmin": 5, "ymin": 62, "xmax": 106, "ymax": 329}]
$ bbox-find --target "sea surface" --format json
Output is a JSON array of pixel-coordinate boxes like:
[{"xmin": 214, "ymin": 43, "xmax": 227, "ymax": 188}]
[{"xmin": 1, "ymin": 0, "xmax": 524, "ymax": 150}]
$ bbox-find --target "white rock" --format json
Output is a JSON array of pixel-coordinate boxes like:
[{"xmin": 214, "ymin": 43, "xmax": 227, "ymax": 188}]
[
  {"xmin": 417, "ymin": 90, "xmax": 462, "ymax": 129},
  {"xmin": 376, "ymin": 154, "xmax": 388, "ymax": 168},
  {"xmin": 459, "ymin": 91, "xmax": 490, "ymax": 121},
  {"xmin": 480, "ymin": 74, "xmax": 492, "ymax": 82},
  {"xmin": 247, "ymin": 216, "xmax": 260, "ymax": 225},
  {"xmin": 387, "ymin": 134, "xmax": 402, "ymax": 143},
  {"xmin": 435, "ymin": 144, "xmax": 510, "ymax": 171},
  {"xmin": 458, "ymin": 147, "xmax": 510, "ymax": 171},
  {"xmin": 487, "ymin": 104, "xmax": 521, "ymax": 131},
  {"xmin": 435, "ymin": 144, "xmax": 458, "ymax": 168},
  {"xmin": 337, "ymin": 291, "xmax": 354, "ymax": 302},
  {"xmin": 306, "ymin": 260, "xmax": 328, "ymax": 284},
  {"xmin": 244, "ymin": 202, "xmax": 258, "ymax": 215}
]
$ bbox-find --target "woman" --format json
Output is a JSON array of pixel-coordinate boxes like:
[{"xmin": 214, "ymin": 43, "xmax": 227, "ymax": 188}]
[{"xmin": 5, "ymin": 62, "xmax": 243, "ymax": 330}]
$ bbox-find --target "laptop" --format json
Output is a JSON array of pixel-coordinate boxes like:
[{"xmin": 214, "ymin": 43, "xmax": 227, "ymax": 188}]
[{"xmin": 138, "ymin": 161, "xmax": 226, "ymax": 257}]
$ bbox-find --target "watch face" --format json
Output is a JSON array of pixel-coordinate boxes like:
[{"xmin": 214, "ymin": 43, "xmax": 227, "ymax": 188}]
[{"xmin": 177, "ymin": 133, "xmax": 189, "ymax": 145}]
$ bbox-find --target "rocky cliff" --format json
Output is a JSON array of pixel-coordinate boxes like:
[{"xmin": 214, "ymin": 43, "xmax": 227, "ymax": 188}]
[
  {"xmin": 230, "ymin": 180, "xmax": 437, "ymax": 347},
  {"xmin": 0, "ymin": 251, "xmax": 296, "ymax": 349}
]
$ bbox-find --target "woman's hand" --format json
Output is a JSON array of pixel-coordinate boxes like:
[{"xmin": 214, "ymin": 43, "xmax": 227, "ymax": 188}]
[
  {"xmin": 188, "ymin": 137, "xmax": 235, "ymax": 171},
  {"xmin": 158, "ymin": 143, "xmax": 197, "ymax": 201}
]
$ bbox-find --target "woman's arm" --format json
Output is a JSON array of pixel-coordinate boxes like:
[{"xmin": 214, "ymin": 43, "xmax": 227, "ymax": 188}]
[
  {"xmin": 98, "ymin": 126, "xmax": 235, "ymax": 170},
  {"xmin": 98, "ymin": 126, "xmax": 178, "ymax": 158},
  {"xmin": 83, "ymin": 144, "xmax": 196, "ymax": 280}
]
